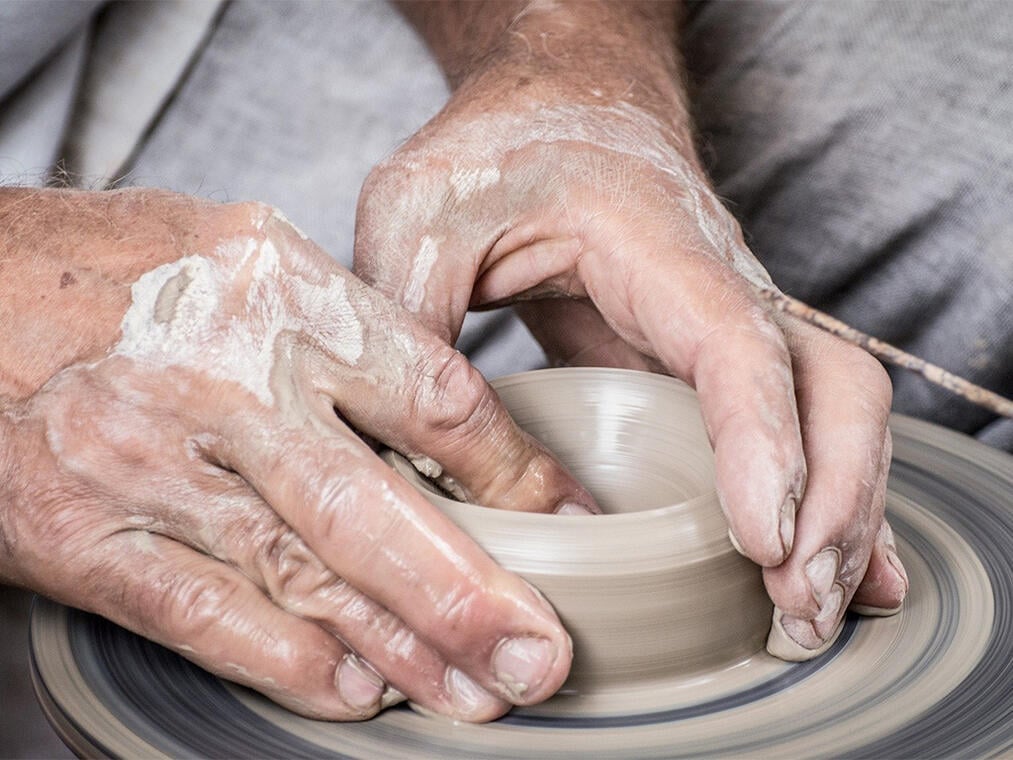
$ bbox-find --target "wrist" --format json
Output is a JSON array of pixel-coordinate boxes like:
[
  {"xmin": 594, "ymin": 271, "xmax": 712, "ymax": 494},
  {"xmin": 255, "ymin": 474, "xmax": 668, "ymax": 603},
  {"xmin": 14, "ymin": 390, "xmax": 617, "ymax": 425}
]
[{"xmin": 406, "ymin": 1, "xmax": 692, "ymax": 144}]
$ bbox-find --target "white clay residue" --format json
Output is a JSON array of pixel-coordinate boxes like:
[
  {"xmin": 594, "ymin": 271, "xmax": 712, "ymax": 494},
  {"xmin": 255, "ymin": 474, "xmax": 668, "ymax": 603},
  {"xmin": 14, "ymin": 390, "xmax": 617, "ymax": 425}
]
[
  {"xmin": 384, "ymin": 102, "xmax": 774, "ymax": 289},
  {"xmin": 401, "ymin": 236, "xmax": 440, "ymax": 313},
  {"xmin": 410, "ymin": 455, "xmax": 444, "ymax": 479},
  {"xmin": 115, "ymin": 231, "xmax": 363, "ymax": 407},
  {"xmin": 450, "ymin": 167, "xmax": 500, "ymax": 200},
  {"xmin": 251, "ymin": 204, "xmax": 310, "ymax": 241}
]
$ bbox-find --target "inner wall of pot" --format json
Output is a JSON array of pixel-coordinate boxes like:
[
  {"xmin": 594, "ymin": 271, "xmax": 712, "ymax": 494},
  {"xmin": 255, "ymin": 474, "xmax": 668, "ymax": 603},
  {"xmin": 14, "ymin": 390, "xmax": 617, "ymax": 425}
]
[{"xmin": 491, "ymin": 371, "xmax": 715, "ymax": 513}]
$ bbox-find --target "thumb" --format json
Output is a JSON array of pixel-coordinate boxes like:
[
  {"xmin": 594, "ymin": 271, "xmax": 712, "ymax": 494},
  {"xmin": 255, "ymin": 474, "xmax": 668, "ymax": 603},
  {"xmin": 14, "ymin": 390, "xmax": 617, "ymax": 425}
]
[{"xmin": 305, "ymin": 272, "xmax": 599, "ymax": 515}]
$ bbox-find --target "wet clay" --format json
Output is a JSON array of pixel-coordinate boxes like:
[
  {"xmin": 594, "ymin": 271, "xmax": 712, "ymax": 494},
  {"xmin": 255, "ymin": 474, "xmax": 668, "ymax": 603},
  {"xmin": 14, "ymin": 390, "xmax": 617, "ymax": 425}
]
[{"xmin": 384, "ymin": 368, "xmax": 772, "ymax": 708}]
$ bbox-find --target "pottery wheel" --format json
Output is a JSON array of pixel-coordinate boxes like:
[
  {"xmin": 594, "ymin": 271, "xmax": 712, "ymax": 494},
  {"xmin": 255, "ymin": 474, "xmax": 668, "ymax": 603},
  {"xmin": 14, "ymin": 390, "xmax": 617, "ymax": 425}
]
[{"xmin": 30, "ymin": 412, "xmax": 1013, "ymax": 758}]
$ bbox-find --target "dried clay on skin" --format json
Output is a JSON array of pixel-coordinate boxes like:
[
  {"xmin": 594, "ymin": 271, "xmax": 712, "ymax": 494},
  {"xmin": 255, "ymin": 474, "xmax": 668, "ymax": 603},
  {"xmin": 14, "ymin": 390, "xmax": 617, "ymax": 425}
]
[
  {"xmin": 379, "ymin": 102, "xmax": 774, "ymax": 290},
  {"xmin": 115, "ymin": 233, "xmax": 363, "ymax": 407},
  {"xmin": 402, "ymin": 236, "xmax": 440, "ymax": 314}
]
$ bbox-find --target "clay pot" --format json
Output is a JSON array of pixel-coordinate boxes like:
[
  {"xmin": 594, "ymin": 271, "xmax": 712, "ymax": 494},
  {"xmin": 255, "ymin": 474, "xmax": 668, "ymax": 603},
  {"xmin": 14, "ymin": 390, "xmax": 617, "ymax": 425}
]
[{"xmin": 384, "ymin": 367, "xmax": 771, "ymax": 704}]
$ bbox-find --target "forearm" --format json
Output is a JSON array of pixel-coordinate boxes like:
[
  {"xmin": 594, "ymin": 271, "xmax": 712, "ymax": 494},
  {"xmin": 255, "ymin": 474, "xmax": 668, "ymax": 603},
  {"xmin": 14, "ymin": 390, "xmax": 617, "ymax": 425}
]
[{"xmin": 398, "ymin": 1, "xmax": 691, "ymax": 141}]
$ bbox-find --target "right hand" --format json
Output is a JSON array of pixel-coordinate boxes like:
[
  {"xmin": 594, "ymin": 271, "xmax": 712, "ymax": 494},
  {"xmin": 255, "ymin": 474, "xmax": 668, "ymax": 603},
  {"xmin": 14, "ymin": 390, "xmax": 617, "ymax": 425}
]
[
  {"xmin": 354, "ymin": 83, "xmax": 907, "ymax": 661},
  {"xmin": 0, "ymin": 188, "xmax": 595, "ymax": 722}
]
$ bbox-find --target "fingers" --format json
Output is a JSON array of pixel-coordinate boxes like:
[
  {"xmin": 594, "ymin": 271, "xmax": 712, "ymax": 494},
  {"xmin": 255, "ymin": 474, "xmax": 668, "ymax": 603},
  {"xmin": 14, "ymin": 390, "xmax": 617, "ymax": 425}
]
[
  {"xmin": 588, "ymin": 245, "xmax": 807, "ymax": 566},
  {"xmin": 202, "ymin": 206, "xmax": 594, "ymax": 516},
  {"xmin": 168, "ymin": 477, "xmax": 513, "ymax": 721},
  {"xmin": 276, "ymin": 238, "xmax": 597, "ymax": 514},
  {"xmin": 763, "ymin": 324, "xmax": 907, "ymax": 660},
  {"xmin": 84, "ymin": 531, "xmax": 382, "ymax": 720},
  {"xmin": 354, "ymin": 157, "xmax": 494, "ymax": 344},
  {"xmin": 850, "ymin": 434, "xmax": 909, "ymax": 615},
  {"xmin": 214, "ymin": 417, "xmax": 573, "ymax": 711},
  {"xmin": 850, "ymin": 518, "xmax": 910, "ymax": 616},
  {"xmin": 332, "ymin": 332, "xmax": 596, "ymax": 513},
  {"xmin": 690, "ymin": 312, "xmax": 807, "ymax": 568}
]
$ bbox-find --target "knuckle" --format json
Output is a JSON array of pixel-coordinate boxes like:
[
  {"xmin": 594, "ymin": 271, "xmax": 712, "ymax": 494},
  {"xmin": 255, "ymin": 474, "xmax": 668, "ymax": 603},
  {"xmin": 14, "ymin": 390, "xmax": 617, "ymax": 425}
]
[
  {"xmin": 431, "ymin": 584, "xmax": 488, "ymax": 641},
  {"xmin": 315, "ymin": 470, "xmax": 367, "ymax": 541},
  {"xmin": 357, "ymin": 160, "xmax": 416, "ymax": 224},
  {"xmin": 411, "ymin": 348, "xmax": 493, "ymax": 436},
  {"xmin": 355, "ymin": 155, "xmax": 449, "ymax": 275},
  {"xmin": 844, "ymin": 346, "xmax": 894, "ymax": 420},
  {"xmin": 155, "ymin": 569, "xmax": 247, "ymax": 643},
  {"xmin": 256, "ymin": 528, "xmax": 335, "ymax": 605}
]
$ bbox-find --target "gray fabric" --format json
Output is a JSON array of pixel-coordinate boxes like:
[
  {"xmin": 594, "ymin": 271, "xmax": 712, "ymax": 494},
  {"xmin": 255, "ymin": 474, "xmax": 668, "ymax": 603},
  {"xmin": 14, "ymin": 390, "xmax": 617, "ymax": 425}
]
[
  {"xmin": 0, "ymin": 0, "xmax": 99, "ymax": 100},
  {"xmin": 683, "ymin": 0, "xmax": 1013, "ymax": 449},
  {"xmin": 0, "ymin": 1, "xmax": 100, "ymax": 183},
  {"xmin": 126, "ymin": 0, "xmax": 546, "ymax": 381},
  {"xmin": 1, "ymin": 3, "xmax": 1011, "ymax": 756},
  {"xmin": 0, "ymin": 28, "xmax": 90, "ymax": 183}
]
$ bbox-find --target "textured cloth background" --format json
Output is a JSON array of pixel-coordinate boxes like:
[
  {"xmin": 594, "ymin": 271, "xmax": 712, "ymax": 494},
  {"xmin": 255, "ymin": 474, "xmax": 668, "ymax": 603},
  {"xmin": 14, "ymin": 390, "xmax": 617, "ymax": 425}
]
[
  {"xmin": 683, "ymin": 0, "xmax": 1013, "ymax": 448},
  {"xmin": 0, "ymin": 1, "xmax": 97, "ymax": 183}
]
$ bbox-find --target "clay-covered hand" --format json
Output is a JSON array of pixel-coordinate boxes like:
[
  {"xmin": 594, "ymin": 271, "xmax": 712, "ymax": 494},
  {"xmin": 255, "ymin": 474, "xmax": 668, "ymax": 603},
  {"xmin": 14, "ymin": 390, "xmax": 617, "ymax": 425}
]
[
  {"xmin": 0, "ymin": 188, "xmax": 596, "ymax": 722},
  {"xmin": 356, "ymin": 1, "xmax": 908, "ymax": 660}
]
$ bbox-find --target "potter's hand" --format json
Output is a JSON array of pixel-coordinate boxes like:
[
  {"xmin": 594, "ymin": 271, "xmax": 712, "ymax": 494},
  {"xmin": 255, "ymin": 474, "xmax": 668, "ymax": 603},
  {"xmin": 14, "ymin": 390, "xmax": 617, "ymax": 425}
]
[
  {"xmin": 358, "ymin": 0, "xmax": 908, "ymax": 660},
  {"xmin": 0, "ymin": 188, "xmax": 593, "ymax": 722}
]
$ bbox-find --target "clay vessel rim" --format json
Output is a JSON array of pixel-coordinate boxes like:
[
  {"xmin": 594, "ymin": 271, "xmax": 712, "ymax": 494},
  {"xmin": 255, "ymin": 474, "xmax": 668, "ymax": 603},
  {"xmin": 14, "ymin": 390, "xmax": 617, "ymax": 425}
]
[{"xmin": 386, "ymin": 452, "xmax": 719, "ymax": 525}]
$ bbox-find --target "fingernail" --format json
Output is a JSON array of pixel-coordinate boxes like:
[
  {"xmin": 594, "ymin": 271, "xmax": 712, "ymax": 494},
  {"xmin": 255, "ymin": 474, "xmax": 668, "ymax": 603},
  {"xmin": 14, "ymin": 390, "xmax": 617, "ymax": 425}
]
[
  {"xmin": 445, "ymin": 666, "xmax": 499, "ymax": 715},
  {"xmin": 767, "ymin": 602, "xmax": 847, "ymax": 661},
  {"xmin": 777, "ymin": 610, "xmax": 822, "ymax": 650},
  {"xmin": 407, "ymin": 701, "xmax": 443, "ymax": 720},
  {"xmin": 805, "ymin": 547, "xmax": 841, "ymax": 599},
  {"xmin": 727, "ymin": 528, "xmax": 747, "ymax": 556},
  {"xmin": 813, "ymin": 583, "xmax": 845, "ymax": 637},
  {"xmin": 493, "ymin": 637, "xmax": 556, "ymax": 701},
  {"xmin": 779, "ymin": 494, "xmax": 797, "ymax": 557},
  {"xmin": 886, "ymin": 547, "xmax": 909, "ymax": 593},
  {"xmin": 556, "ymin": 502, "xmax": 595, "ymax": 516},
  {"xmin": 337, "ymin": 655, "xmax": 384, "ymax": 711}
]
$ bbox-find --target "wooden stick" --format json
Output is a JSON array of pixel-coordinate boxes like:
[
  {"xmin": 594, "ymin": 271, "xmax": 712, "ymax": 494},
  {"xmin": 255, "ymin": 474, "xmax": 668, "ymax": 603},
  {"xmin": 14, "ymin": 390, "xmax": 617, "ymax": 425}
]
[{"xmin": 757, "ymin": 288, "xmax": 1013, "ymax": 419}]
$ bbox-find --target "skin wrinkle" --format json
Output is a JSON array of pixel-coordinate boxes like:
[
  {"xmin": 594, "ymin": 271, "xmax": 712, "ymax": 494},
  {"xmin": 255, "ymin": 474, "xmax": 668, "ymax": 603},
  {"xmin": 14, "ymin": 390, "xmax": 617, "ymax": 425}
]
[
  {"xmin": 212, "ymin": 509, "xmax": 444, "ymax": 699},
  {"xmin": 4, "ymin": 0, "xmax": 904, "ymax": 707},
  {"xmin": 298, "ymin": 448, "xmax": 492, "ymax": 636},
  {"xmin": 371, "ymin": 480, "xmax": 483, "ymax": 583},
  {"xmin": 10, "ymin": 191, "xmax": 580, "ymax": 721},
  {"xmin": 450, "ymin": 166, "xmax": 502, "ymax": 200},
  {"xmin": 362, "ymin": 102, "xmax": 772, "ymax": 297},
  {"xmin": 13, "ymin": 178, "xmax": 591, "ymax": 721}
]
